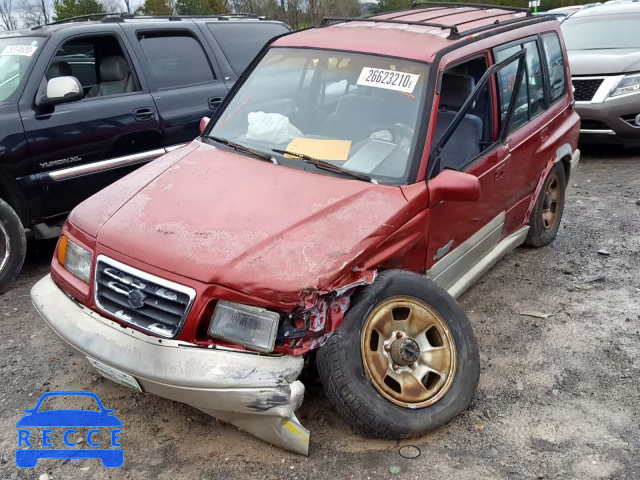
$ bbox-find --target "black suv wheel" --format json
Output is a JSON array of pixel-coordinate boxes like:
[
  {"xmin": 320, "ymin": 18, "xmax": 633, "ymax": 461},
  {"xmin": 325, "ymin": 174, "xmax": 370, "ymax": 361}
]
[{"xmin": 0, "ymin": 198, "xmax": 26, "ymax": 293}]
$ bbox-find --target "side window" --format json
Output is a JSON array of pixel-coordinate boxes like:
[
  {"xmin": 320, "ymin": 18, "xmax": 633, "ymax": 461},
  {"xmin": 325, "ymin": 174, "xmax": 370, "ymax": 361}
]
[
  {"xmin": 45, "ymin": 35, "xmax": 140, "ymax": 99},
  {"xmin": 137, "ymin": 31, "xmax": 215, "ymax": 90},
  {"xmin": 207, "ymin": 22, "xmax": 289, "ymax": 76},
  {"xmin": 541, "ymin": 33, "xmax": 566, "ymax": 102},
  {"xmin": 494, "ymin": 40, "xmax": 547, "ymax": 132},
  {"xmin": 432, "ymin": 56, "xmax": 493, "ymax": 171}
]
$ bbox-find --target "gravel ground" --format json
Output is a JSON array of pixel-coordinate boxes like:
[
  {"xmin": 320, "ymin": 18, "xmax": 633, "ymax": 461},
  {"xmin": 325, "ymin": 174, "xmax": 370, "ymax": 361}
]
[{"xmin": 0, "ymin": 148, "xmax": 638, "ymax": 480}]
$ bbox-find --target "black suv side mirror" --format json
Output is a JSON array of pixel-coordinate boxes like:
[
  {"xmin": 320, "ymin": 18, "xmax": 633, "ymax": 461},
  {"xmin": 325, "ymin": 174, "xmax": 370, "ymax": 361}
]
[{"xmin": 37, "ymin": 76, "xmax": 84, "ymax": 108}]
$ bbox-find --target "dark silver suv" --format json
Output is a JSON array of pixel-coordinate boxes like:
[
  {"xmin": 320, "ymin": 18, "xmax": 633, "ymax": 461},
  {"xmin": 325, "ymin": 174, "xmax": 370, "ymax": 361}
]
[{"xmin": 562, "ymin": 3, "xmax": 640, "ymax": 144}]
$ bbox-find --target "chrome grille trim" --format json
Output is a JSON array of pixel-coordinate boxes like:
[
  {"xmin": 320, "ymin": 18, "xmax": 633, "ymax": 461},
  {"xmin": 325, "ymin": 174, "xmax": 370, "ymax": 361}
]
[{"xmin": 94, "ymin": 255, "xmax": 196, "ymax": 339}]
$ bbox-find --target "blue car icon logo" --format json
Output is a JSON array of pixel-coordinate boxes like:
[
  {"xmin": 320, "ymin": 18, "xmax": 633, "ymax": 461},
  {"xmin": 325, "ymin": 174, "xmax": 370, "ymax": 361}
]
[{"xmin": 15, "ymin": 391, "xmax": 123, "ymax": 468}]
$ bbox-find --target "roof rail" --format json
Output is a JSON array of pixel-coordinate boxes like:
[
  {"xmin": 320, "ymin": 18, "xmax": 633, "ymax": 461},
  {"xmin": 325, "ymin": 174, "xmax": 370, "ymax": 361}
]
[
  {"xmin": 411, "ymin": 2, "xmax": 531, "ymax": 14},
  {"xmin": 46, "ymin": 12, "xmax": 272, "ymax": 26},
  {"xmin": 132, "ymin": 13, "xmax": 269, "ymax": 20},
  {"xmin": 320, "ymin": 17, "xmax": 460, "ymax": 37},
  {"xmin": 47, "ymin": 12, "xmax": 130, "ymax": 25},
  {"xmin": 321, "ymin": 10, "xmax": 548, "ymax": 40}
]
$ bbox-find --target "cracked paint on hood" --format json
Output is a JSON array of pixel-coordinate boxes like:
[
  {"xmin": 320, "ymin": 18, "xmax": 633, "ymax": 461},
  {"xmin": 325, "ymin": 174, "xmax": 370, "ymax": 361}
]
[{"xmin": 77, "ymin": 140, "xmax": 408, "ymax": 302}]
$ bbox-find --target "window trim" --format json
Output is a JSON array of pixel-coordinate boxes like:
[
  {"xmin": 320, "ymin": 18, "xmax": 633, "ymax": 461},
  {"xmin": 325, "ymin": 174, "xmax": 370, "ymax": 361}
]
[
  {"xmin": 492, "ymin": 35, "xmax": 548, "ymax": 136},
  {"xmin": 41, "ymin": 32, "xmax": 142, "ymax": 102},
  {"xmin": 135, "ymin": 29, "xmax": 217, "ymax": 92},
  {"xmin": 428, "ymin": 48, "xmax": 526, "ymax": 179},
  {"xmin": 431, "ymin": 53, "xmax": 496, "ymax": 173},
  {"xmin": 539, "ymin": 31, "xmax": 569, "ymax": 107}
]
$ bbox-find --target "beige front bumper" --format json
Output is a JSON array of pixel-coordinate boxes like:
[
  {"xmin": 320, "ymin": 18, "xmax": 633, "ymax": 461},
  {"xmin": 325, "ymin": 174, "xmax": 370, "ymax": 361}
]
[{"xmin": 31, "ymin": 275, "xmax": 310, "ymax": 455}]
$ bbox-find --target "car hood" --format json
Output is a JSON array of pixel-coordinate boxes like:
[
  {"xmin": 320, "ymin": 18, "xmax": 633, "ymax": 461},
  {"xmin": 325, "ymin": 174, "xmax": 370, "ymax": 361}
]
[
  {"xmin": 70, "ymin": 141, "xmax": 408, "ymax": 302},
  {"xmin": 568, "ymin": 49, "xmax": 640, "ymax": 76}
]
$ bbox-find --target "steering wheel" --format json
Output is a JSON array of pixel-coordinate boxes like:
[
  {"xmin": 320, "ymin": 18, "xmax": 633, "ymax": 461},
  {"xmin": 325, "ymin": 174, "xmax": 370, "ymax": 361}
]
[{"xmin": 367, "ymin": 123, "xmax": 414, "ymax": 144}]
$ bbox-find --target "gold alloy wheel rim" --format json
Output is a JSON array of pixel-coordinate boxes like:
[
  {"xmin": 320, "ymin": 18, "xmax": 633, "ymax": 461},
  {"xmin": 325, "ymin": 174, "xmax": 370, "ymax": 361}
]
[
  {"xmin": 361, "ymin": 296, "xmax": 457, "ymax": 408},
  {"xmin": 542, "ymin": 171, "xmax": 561, "ymax": 233}
]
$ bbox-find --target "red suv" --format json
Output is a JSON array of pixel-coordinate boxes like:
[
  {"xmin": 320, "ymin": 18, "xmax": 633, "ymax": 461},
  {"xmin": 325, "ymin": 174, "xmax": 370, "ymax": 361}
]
[{"xmin": 32, "ymin": 3, "xmax": 580, "ymax": 455}]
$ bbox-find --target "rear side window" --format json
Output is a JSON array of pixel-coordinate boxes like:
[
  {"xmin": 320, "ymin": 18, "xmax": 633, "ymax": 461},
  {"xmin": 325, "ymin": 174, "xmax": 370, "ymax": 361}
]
[
  {"xmin": 208, "ymin": 22, "xmax": 289, "ymax": 75},
  {"xmin": 137, "ymin": 31, "xmax": 214, "ymax": 90},
  {"xmin": 541, "ymin": 33, "xmax": 566, "ymax": 102},
  {"xmin": 494, "ymin": 40, "xmax": 547, "ymax": 133}
]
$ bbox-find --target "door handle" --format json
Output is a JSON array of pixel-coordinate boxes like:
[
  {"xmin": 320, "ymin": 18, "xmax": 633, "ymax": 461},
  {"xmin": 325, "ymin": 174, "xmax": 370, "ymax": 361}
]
[
  {"xmin": 133, "ymin": 107, "xmax": 155, "ymax": 122},
  {"xmin": 494, "ymin": 164, "xmax": 507, "ymax": 182},
  {"xmin": 208, "ymin": 97, "xmax": 223, "ymax": 111},
  {"xmin": 541, "ymin": 126, "xmax": 550, "ymax": 141}
]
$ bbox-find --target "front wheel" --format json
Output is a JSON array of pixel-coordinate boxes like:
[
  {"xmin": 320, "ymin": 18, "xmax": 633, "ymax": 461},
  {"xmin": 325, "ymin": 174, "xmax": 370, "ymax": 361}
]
[
  {"xmin": 317, "ymin": 270, "xmax": 479, "ymax": 439},
  {"xmin": 0, "ymin": 198, "xmax": 26, "ymax": 293}
]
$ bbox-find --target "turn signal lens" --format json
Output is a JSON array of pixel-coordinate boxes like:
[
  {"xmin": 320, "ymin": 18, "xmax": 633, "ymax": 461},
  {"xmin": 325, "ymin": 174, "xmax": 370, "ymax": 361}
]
[{"xmin": 57, "ymin": 235, "xmax": 68, "ymax": 267}]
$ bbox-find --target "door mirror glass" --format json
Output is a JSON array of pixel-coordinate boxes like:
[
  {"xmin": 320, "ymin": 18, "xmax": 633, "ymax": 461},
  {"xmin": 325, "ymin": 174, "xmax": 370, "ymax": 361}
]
[
  {"xmin": 428, "ymin": 169, "xmax": 481, "ymax": 207},
  {"xmin": 39, "ymin": 76, "xmax": 84, "ymax": 106}
]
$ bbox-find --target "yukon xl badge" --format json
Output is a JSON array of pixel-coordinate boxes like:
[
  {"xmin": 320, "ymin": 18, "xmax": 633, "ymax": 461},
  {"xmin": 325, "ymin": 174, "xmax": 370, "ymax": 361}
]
[
  {"xmin": 433, "ymin": 240, "xmax": 454, "ymax": 261},
  {"xmin": 40, "ymin": 156, "xmax": 82, "ymax": 169}
]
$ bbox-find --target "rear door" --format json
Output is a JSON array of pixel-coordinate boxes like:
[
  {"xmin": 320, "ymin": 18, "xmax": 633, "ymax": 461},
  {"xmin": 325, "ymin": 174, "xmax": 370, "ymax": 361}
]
[
  {"xmin": 18, "ymin": 27, "xmax": 164, "ymax": 220},
  {"xmin": 493, "ymin": 37, "xmax": 553, "ymax": 232},
  {"xmin": 122, "ymin": 24, "xmax": 228, "ymax": 148}
]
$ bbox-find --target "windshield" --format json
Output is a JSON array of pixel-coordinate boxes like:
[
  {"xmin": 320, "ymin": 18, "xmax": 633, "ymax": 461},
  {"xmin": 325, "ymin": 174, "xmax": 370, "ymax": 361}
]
[
  {"xmin": 208, "ymin": 47, "xmax": 429, "ymax": 184},
  {"xmin": 561, "ymin": 14, "xmax": 640, "ymax": 50},
  {"xmin": 0, "ymin": 37, "xmax": 42, "ymax": 103}
]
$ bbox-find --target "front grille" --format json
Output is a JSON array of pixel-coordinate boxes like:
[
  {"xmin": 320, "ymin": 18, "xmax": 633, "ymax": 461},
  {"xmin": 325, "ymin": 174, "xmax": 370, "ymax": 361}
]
[
  {"xmin": 572, "ymin": 78, "xmax": 604, "ymax": 102},
  {"xmin": 94, "ymin": 255, "xmax": 195, "ymax": 338}
]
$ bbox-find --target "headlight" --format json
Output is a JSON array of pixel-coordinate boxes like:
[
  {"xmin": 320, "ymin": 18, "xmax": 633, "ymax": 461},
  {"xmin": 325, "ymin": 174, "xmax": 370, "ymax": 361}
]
[
  {"xmin": 208, "ymin": 300, "xmax": 280, "ymax": 353},
  {"xmin": 57, "ymin": 236, "xmax": 92, "ymax": 283},
  {"xmin": 609, "ymin": 73, "xmax": 640, "ymax": 98}
]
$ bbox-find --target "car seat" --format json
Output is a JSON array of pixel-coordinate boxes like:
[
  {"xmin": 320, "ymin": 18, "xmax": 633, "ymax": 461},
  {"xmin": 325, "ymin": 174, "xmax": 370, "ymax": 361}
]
[
  {"xmin": 85, "ymin": 56, "xmax": 135, "ymax": 98},
  {"xmin": 432, "ymin": 73, "xmax": 483, "ymax": 171}
]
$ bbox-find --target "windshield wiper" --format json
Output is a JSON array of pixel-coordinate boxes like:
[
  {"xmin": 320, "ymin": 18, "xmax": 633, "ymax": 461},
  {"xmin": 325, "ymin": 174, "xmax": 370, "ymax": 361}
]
[
  {"xmin": 271, "ymin": 149, "xmax": 376, "ymax": 184},
  {"xmin": 206, "ymin": 136, "xmax": 277, "ymax": 164}
]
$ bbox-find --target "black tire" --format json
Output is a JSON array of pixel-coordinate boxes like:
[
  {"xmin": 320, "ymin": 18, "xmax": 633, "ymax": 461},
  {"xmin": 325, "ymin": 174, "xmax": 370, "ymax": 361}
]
[
  {"xmin": 0, "ymin": 198, "xmax": 26, "ymax": 293},
  {"xmin": 317, "ymin": 270, "xmax": 479, "ymax": 439},
  {"xmin": 525, "ymin": 162, "xmax": 566, "ymax": 248}
]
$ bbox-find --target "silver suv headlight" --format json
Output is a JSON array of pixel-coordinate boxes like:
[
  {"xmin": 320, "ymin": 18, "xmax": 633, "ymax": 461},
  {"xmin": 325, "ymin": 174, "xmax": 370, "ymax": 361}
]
[{"xmin": 609, "ymin": 73, "xmax": 640, "ymax": 98}]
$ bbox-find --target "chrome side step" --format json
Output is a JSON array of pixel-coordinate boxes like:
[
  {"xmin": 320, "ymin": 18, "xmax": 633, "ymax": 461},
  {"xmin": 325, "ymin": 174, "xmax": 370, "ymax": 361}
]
[{"xmin": 447, "ymin": 226, "xmax": 529, "ymax": 299}]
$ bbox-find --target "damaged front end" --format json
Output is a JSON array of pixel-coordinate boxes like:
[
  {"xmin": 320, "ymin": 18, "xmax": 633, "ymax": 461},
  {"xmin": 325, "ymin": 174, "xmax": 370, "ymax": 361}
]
[{"xmin": 32, "ymin": 270, "xmax": 377, "ymax": 455}]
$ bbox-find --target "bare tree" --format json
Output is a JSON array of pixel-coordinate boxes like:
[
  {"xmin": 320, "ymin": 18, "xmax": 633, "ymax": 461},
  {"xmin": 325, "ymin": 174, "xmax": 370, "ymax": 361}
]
[
  {"xmin": 0, "ymin": 0, "xmax": 18, "ymax": 30},
  {"xmin": 21, "ymin": 0, "xmax": 51, "ymax": 26}
]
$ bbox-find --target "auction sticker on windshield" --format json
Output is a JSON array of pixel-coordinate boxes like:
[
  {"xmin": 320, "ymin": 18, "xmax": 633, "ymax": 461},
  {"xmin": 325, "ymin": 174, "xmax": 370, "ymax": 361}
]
[
  {"xmin": 357, "ymin": 67, "xmax": 420, "ymax": 93},
  {"xmin": 1, "ymin": 45, "xmax": 38, "ymax": 57}
]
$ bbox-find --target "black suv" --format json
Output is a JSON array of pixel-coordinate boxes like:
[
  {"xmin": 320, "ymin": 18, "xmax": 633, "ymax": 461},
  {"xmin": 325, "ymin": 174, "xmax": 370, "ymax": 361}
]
[{"xmin": 0, "ymin": 13, "xmax": 290, "ymax": 291}]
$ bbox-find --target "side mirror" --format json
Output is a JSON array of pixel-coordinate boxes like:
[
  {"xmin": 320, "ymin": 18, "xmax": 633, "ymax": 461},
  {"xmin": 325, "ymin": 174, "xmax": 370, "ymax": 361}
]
[
  {"xmin": 428, "ymin": 169, "xmax": 481, "ymax": 207},
  {"xmin": 37, "ymin": 76, "xmax": 84, "ymax": 107},
  {"xmin": 199, "ymin": 116, "xmax": 210, "ymax": 135}
]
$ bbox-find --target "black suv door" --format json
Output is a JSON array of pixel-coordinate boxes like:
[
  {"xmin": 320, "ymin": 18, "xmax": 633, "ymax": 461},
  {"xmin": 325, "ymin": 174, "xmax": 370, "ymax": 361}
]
[
  {"xmin": 18, "ymin": 25, "xmax": 163, "ymax": 221},
  {"xmin": 122, "ymin": 23, "xmax": 229, "ymax": 148}
]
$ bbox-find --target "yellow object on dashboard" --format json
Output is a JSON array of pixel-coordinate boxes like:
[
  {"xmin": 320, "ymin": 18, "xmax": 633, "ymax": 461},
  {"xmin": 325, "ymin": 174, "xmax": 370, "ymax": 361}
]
[{"xmin": 285, "ymin": 138, "xmax": 352, "ymax": 162}]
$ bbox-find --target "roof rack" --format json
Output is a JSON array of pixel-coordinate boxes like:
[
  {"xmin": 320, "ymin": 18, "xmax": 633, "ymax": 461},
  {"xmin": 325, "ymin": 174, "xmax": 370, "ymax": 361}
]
[
  {"xmin": 131, "ymin": 13, "xmax": 272, "ymax": 21},
  {"xmin": 45, "ymin": 12, "xmax": 271, "ymax": 26},
  {"xmin": 321, "ymin": 2, "xmax": 542, "ymax": 40},
  {"xmin": 411, "ymin": 2, "xmax": 531, "ymax": 14},
  {"xmin": 47, "ymin": 12, "xmax": 130, "ymax": 25},
  {"xmin": 321, "ymin": 17, "xmax": 461, "ymax": 37}
]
